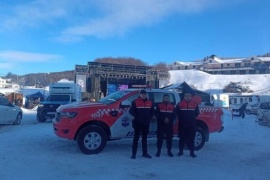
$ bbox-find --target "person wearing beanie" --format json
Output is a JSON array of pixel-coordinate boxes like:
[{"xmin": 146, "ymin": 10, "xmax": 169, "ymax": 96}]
[
  {"xmin": 155, "ymin": 94, "xmax": 176, "ymax": 157},
  {"xmin": 129, "ymin": 89, "xmax": 154, "ymax": 159},
  {"xmin": 176, "ymin": 91, "xmax": 199, "ymax": 158}
]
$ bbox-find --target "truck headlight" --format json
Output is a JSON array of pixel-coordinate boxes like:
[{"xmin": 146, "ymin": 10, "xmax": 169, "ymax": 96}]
[{"xmin": 61, "ymin": 112, "xmax": 78, "ymax": 118}]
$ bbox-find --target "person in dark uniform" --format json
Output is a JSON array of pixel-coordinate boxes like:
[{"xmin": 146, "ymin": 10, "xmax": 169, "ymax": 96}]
[
  {"xmin": 155, "ymin": 94, "xmax": 176, "ymax": 157},
  {"xmin": 129, "ymin": 90, "xmax": 154, "ymax": 159},
  {"xmin": 239, "ymin": 102, "xmax": 248, "ymax": 118},
  {"xmin": 176, "ymin": 92, "xmax": 200, "ymax": 158}
]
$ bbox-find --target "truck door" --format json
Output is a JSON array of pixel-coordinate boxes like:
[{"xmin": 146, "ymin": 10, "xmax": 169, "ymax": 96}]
[
  {"xmin": 109, "ymin": 93, "xmax": 139, "ymax": 139},
  {"xmin": 148, "ymin": 92, "xmax": 177, "ymax": 137}
]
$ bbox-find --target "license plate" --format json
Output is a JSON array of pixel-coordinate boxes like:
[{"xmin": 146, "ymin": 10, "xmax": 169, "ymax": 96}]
[{"xmin": 47, "ymin": 112, "xmax": 55, "ymax": 115}]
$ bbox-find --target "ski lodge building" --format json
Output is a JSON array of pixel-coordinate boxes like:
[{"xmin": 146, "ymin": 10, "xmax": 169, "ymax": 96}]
[{"xmin": 169, "ymin": 54, "xmax": 270, "ymax": 75}]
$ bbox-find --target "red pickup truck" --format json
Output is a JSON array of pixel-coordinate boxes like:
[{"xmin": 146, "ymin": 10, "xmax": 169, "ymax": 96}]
[{"xmin": 53, "ymin": 89, "xmax": 224, "ymax": 154}]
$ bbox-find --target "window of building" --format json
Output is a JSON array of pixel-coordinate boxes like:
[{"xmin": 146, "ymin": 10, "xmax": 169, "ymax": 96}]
[
  {"xmin": 244, "ymin": 63, "xmax": 250, "ymax": 67},
  {"xmin": 178, "ymin": 66, "xmax": 180, "ymax": 70},
  {"xmin": 235, "ymin": 63, "xmax": 241, "ymax": 68},
  {"xmin": 249, "ymin": 70, "xmax": 255, "ymax": 74},
  {"xmin": 227, "ymin": 64, "xmax": 230, "ymax": 67},
  {"xmin": 259, "ymin": 70, "xmax": 266, "ymax": 74},
  {"xmin": 240, "ymin": 98, "xmax": 243, "ymax": 104},
  {"xmin": 240, "ymin": 70, "xmax": 246, "ymax": 74},
  {"xmin": 185, "ymin": 66, "xmax": 188, "ymax": 70}
]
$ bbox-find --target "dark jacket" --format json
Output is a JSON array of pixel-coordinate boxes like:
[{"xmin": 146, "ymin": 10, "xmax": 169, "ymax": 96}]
[
  {"xmin": 176, "ymin": 99, "xmax": 199, "ymax": 129},
  {"xmin": 239, "ymin": 102, "xmax": 248, "ymax": 111},
  {"xmin": 155, "ymin": 102, "xmax": 176, "ymax": 126},
  {"xmin": 129, "ymin": 97, "xmax": 154, "ymax": 126}
]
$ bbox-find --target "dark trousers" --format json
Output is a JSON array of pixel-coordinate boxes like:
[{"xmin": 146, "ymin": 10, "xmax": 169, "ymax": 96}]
[
  {"xmin": 156, "ymin": 125, "xmax": 173, "ymax": 152},
  {"xmin": 239, "ymin": 109, "xmax": 245, "ymax": 118},
  {"xmin": 132, "ymin": 123, "xmax": 149, "ymax": 155},
  {"xmin": 178, "ymin": 126, "xmax": 196, "ymax": 154}
]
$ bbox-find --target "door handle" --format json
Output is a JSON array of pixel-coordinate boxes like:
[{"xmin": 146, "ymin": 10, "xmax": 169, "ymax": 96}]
[{"xmin": 110, "ymin": 110, "xmax": 118, "ymax": 117}]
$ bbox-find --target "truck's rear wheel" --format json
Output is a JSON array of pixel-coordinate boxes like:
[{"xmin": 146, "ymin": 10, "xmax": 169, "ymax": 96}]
[
  {"xmin": 194, "ymin": 127, "xmax": 206, "ymax": 151},
  {"xmin": 77, "ymin": 126, "xmax": 107, "ymax": 155}
]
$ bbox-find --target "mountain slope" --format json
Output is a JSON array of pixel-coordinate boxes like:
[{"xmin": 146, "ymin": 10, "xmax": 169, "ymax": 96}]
[{"xmin": 169, "ymin": 70, "xmax": 270, "ymax": 94}]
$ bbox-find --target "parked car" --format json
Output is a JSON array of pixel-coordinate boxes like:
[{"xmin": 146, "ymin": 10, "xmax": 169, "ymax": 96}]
[
  {"xmin": 53, "ymin": 89, "xmax": 224, "ymax": 155},
  {"xmin": 246, "ymin": 103, "xmax": 259, "ymax": 115},
  {"xmin": 257, "ymin": 102, "xmax": 270, "ymax": 126},
  {"xmin": 0, "ymin": 96, "xmax": 23, "ymax": 125}
]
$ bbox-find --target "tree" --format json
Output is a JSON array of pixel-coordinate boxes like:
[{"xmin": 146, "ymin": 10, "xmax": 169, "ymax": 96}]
[
  {"xmin": 223, "ymin": 82, "xmax": 253, "ymax": 93},
  {"xmin": 94, "ymin": 57, "xmax": 147, "ymax": 66},
  {"xmin": 153, "ymin": 62, "xmax": 169, "ymax": 72}
]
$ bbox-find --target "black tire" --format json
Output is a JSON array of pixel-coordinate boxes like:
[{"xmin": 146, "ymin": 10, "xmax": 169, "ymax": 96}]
[
  {"xmin": 77, "ymin": 126, "xmax": 107, "ymax": 155},
  {"xmin": 246, "ymin": 109, "xmax": 251, "ymax": 115},
  {"xmin": 194, "ymin": 127, "xmax": 206, "ymax": 151},
  {"xmin": 13, "ymin": 113, "xmax": 22, "ymax": 125},
  {"xmin": 37, "ymin": 115, "xmax": 46, "ymax": 122}
]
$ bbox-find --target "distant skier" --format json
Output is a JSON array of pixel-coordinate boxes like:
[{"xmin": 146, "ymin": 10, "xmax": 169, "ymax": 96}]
[{"xmin": 239, "ymin": 102, "xmax": 248, "ymax": 118}]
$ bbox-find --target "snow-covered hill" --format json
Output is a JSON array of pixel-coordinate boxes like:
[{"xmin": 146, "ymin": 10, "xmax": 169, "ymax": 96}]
[{"xmin": 169, "ymin": 70, "xmax": 270, "ymax": 94}]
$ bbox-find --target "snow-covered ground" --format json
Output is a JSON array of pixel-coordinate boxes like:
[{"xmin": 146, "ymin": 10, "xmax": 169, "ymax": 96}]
[{"xmin": 0, "ymin": 107, "xmax": 269, "ymax": 180}]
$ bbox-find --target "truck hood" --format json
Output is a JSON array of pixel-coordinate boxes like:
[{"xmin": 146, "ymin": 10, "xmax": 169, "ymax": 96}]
[{"xmin": 57, "ymin": 102, "xmax": 105, "ymax": 111}]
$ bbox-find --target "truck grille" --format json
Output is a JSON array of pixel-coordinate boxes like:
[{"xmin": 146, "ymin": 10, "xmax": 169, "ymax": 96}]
[{"xmin": 44, "ymin": 104, "xmax": 61, "ymax": 111}]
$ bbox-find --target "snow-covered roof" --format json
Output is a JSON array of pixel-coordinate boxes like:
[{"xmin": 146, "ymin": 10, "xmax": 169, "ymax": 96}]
[
  {"xmin": 0, "ymin": 88, "xmax": 21, "ymax": 95},
  {"xmin": 173, "ymin": 61, "xmax": 202, "ymax": 66},
  {"xmin": 204, "ymin": 57, "xmax": 244, "ymax": 64}
]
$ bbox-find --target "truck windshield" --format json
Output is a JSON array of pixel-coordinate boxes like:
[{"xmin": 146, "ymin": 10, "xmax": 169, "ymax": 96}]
[
  {"xmin": 98, "ymin": 91, "xmax": 132, "ymax": 105},
  {"xmin": 46, "ymin": 95, "xmax": 70, "ymax": 102}
]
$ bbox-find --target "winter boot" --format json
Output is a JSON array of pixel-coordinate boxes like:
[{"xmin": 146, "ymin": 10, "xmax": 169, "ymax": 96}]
[
  {"xmin": 178, "ymin": 149, "xmax": 184, "ymax": 156},
  {"xmin": 155, "ymin": 149, "xmax": 161, "ymax": 157},
  {"xmin": 131, "ymin": 154, "xmax": 136, "ymax": 159},
  {"xmin": 142, "ymin": 153, "xmax": 152, "ymax": 159},
  {"xmin": 167, "ymin": 149, "xmax": 174, "ymax": 157},
  {"xmin": 190, "ymin": 152, "xmax": 197, "ymax": 158}
]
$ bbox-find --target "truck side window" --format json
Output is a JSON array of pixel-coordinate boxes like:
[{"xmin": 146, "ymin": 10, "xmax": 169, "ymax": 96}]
[
  {"xmin": 126, "ymin": 93, "xmax": 142, "ymax": 102},
  {"xmin": 152, "ymin": 93, "xmax": 176, "ymax": 105},
  {"xmin": 120, "ymin": 93, "xmax": 146, "ymax": 108}
]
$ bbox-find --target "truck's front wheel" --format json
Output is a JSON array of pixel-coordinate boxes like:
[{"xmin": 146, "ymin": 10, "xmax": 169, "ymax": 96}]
[
  {"xmin": 77, "ymin": 126, "xmax": 107, "ymax": 155},
  {"xmin": 194, "ymin": 127, "xmax": 206, "ymax": 151}
]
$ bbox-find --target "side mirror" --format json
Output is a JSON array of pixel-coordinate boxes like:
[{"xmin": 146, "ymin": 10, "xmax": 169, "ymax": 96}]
[
  {"xmin": 8, "ymin": 102, "xmax": 14, "ymax": 107},
  {"xmin": 120, "ymin": 100, "xmax": 131, "ymax": 107}
]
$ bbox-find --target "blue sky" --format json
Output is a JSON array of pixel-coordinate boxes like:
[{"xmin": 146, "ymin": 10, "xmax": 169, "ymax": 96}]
[{"xmin": 0, "ymin": 0, "xmax": 269, "ymax": 76}]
